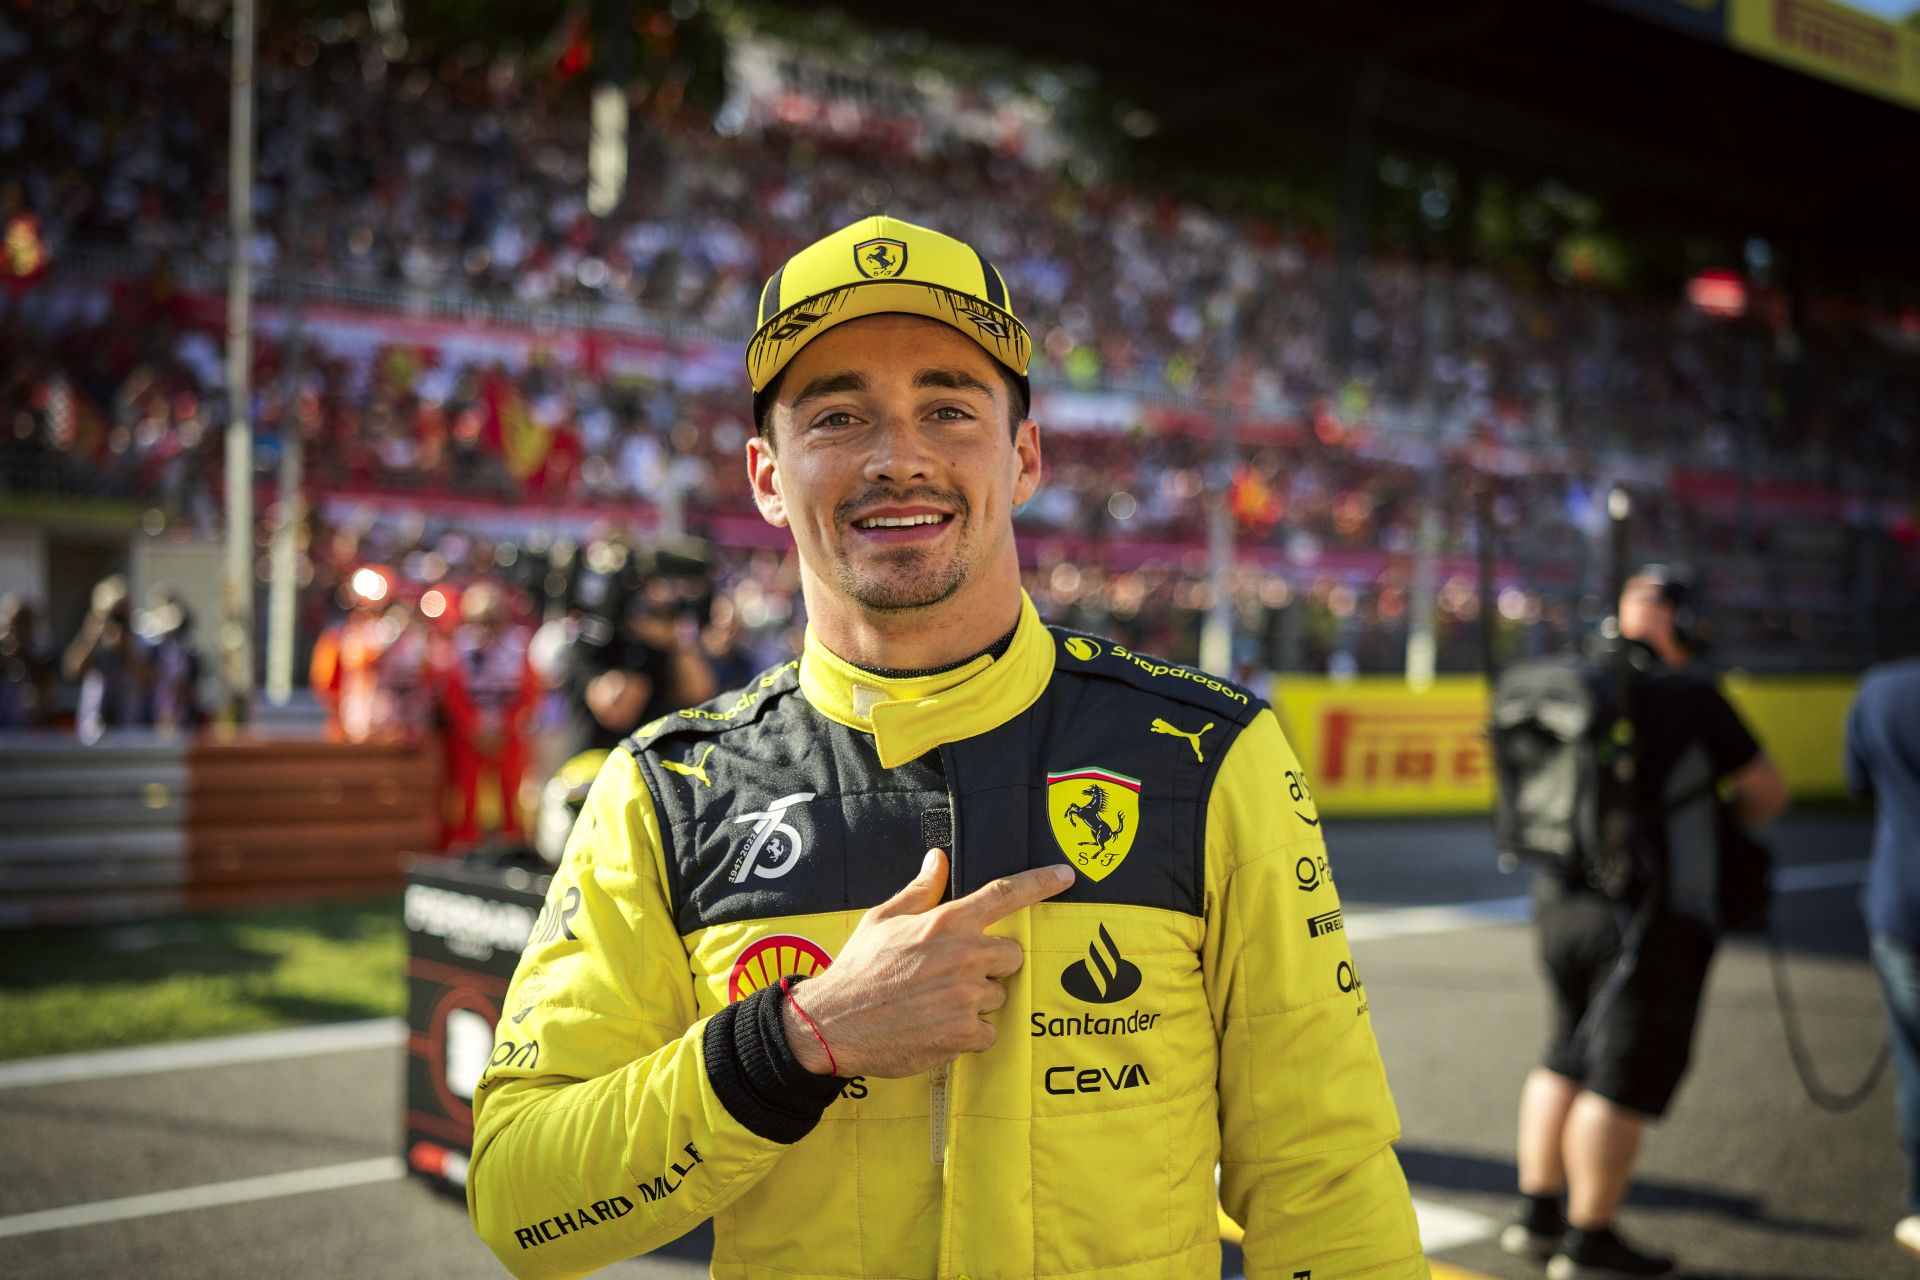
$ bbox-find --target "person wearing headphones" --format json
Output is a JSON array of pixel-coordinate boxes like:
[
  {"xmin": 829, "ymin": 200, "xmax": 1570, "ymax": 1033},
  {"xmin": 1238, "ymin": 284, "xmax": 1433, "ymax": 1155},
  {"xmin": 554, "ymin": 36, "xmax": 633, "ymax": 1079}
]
[
  {"xmin": 1505, "ymin": 564, "xmax": 1788, "ymax": 1279},
  {"xmin": 465, "ymin": 217, "xmax": 1426, "ymax": 1279}
]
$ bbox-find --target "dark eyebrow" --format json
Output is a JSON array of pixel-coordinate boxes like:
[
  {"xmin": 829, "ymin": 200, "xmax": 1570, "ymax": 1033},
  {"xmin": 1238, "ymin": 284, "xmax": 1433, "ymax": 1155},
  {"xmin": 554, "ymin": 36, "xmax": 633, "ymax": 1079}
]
[
  {"xmin": 789, "ymin": 371, "xmax": 869, "ymax": 408},
  {"xmin": 788, "ymin": 367, "xmax": 995, "ymax": 409},
  {"xmin": 914, "ymin": 368, "xmax": 995, "ymax": 397}
]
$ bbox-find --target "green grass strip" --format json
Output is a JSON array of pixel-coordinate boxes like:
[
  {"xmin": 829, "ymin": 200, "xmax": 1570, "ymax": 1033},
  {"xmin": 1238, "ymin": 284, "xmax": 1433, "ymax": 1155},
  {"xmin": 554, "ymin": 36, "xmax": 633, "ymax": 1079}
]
[{"xmin": 0, "ymin": 898, "xmax": 406, "ymax": 1062}]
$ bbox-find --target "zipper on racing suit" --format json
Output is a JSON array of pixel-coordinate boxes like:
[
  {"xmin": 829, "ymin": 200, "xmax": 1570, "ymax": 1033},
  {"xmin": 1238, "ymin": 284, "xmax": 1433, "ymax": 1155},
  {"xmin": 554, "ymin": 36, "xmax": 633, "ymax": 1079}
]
[
  {"xmin": 922, "ymin": 786, "xmax": 958, "ymax": 1166},
  {"xmin": 928, "ymin": 1064, "xmax": 950, "ymax": 1165}
]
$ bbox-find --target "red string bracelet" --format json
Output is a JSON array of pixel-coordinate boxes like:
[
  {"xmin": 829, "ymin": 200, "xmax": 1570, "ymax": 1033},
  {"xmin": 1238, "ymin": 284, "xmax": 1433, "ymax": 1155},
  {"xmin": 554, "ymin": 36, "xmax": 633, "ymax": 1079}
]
[{"xmin": 780, "ymin": 976, "xmax": 839, "ymax": 1077}]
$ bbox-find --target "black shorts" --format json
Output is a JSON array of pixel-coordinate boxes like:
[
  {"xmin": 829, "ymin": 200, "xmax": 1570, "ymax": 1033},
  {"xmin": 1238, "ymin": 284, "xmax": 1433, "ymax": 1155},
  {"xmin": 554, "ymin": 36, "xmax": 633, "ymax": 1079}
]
[{"xmin": 1534, "ymin": 878, "xmax": 1717, "ymax": 1117}]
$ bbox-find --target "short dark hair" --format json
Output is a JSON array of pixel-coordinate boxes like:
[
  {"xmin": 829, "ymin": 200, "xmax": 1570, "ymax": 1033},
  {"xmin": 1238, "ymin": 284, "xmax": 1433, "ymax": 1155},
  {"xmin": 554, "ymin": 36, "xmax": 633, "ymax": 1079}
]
[
  {"xmin": 754, "ymin": 363, "xmax": 1031, "ymax": 449},
  {"xmin": 1629, "ymin": 563, "xmax": 1696, "ymax": 614}
]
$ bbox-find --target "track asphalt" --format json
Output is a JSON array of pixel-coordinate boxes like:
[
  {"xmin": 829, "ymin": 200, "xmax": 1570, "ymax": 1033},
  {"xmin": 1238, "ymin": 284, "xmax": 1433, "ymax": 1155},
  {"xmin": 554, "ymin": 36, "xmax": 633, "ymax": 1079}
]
[{"xmin": 0, "ymin": 812, "xmax": 1899, "ymax": 1279}]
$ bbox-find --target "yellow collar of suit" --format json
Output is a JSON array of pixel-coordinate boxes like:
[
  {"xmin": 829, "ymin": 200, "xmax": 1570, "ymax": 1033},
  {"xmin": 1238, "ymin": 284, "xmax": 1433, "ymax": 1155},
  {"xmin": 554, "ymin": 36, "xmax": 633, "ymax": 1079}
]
[{"xmin": 798, "ymin": 593, "xmax": 1055, "ymax": 769}]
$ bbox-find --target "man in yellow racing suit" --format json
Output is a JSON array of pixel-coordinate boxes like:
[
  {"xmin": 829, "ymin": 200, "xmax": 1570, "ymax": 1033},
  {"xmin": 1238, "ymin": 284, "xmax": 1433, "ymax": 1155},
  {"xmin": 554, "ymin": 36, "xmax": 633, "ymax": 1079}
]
[{"xmin": 468, "ymin": 216, "xmax": 1428, "ymax": 1280}]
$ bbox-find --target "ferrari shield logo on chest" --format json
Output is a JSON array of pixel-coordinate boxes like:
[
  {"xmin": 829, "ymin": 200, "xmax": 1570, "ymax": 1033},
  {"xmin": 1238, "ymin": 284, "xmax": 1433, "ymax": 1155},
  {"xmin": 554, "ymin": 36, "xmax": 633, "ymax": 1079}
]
[
  {"xmin": 852, "ymin": 237, "xmax": 907, "ymax": 279},
  {"xmin": 1046, "ymin": 767, "xmax": 1141, "ymax": 880}
]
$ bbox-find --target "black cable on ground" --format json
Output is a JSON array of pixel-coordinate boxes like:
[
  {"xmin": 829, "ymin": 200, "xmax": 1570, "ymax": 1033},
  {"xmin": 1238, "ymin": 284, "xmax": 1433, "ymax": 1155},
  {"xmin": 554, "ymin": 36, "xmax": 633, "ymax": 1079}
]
[{"xmin": 1767, "ymin": 931, "xmax": 1891, "ymax": 1113}]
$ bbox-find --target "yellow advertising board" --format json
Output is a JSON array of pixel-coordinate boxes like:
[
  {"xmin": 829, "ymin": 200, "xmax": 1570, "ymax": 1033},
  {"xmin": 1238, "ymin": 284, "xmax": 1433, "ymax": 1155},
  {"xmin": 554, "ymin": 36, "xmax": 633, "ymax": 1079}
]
[
  {"xmin": 1270, "ymin": 672, "xmax": 1858, "ymax": 817},
  {"xmin": 1721, "ymin": 672, "xmax": 1858, "ymax": 797},
  {"xmin": 1726, "ymin": 0, "xmax": 1920, "ymax": 113},
  {"xmin": 1270, "ymin": 676, "xmax": 1493, "ymax": 816}
]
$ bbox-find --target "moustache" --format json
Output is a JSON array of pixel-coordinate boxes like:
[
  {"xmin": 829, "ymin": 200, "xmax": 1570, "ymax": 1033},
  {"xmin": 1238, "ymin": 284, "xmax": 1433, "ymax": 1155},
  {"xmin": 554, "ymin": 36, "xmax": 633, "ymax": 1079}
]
[{"xmin": 836, "ymin": 486, "xmax": 970, "ymax": 525}]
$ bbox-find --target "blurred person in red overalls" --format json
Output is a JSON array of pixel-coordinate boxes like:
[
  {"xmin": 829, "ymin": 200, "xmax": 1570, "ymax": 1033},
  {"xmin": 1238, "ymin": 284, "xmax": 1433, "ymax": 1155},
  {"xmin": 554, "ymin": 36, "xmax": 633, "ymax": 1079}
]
[{"xmin": 439, "ymin": 580, "xmax": 537, "ymax": 849}]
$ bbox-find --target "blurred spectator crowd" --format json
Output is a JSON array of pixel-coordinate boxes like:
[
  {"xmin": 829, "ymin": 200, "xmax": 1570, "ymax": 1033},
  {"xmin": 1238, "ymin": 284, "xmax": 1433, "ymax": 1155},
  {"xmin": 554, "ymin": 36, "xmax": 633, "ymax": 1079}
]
[
  {"xmin": 6, "ymin": 3, "xmax": 1915, "ymax": 467},
  {"xmin": 0, "ymin": 576, "xmax": 202, "ymax": 740},
  {"xmin": 1, "ymin": 1, "xmax": 1915, "ymax": 676}
]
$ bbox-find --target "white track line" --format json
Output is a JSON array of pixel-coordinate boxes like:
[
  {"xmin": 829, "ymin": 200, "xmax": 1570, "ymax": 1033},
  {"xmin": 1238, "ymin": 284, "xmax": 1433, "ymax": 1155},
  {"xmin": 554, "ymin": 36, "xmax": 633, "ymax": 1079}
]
[
  {"xmin": 1345, "ymin": 859, "xmax": 1868, "ymax": 944},
  {"xmin": 0, "ymin": 1018, "xmax": 404, "ymax": 1091},
  {"xmin": 0, "ymin": 1157, "xmax": 405, "ymax": 1240},
  {"xmin": 1347, "ymin": 897, "xmax": 1531, "ymax": 941},
  {"xmin": 1413, "ymin": 1197, "xmax": 1501, "ymax": 1252}
]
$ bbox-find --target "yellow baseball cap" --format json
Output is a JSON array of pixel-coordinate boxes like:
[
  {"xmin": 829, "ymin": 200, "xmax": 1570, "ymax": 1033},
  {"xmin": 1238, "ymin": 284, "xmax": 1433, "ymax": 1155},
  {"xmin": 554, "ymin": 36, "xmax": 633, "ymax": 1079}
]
[{"xmin": 746, "ymin": 216, "xmax": 1033, "ymax": 406}]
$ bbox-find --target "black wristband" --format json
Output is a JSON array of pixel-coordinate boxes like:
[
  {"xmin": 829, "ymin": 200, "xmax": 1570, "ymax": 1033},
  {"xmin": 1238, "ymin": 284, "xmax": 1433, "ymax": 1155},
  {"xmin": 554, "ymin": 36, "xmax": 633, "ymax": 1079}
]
[{"xmin": 703, "ymin": 979, "xmax": 844, "ymax": 1144}]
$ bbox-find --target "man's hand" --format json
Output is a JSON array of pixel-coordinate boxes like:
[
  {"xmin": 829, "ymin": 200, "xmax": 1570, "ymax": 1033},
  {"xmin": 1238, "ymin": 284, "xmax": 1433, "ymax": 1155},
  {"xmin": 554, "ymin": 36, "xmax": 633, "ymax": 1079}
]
[
  {"xmin": 782, "ymin": 849, "xmax": 1073, "ymax": 1078},
  {"xmin": 585, "ymin": 669, "xmax": 651, "ymax": 731},
  {"xmin": 1732, "ymin": 755, "xmax": 1790, "ymax": 828}
]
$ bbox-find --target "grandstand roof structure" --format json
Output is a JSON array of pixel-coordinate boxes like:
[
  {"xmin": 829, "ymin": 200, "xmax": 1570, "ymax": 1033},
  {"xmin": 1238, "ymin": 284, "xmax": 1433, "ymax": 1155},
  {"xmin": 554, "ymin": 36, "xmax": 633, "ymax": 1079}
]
[{"xmin": 811, "ymin": 0, "xmax": 1920, "ymax": 279}]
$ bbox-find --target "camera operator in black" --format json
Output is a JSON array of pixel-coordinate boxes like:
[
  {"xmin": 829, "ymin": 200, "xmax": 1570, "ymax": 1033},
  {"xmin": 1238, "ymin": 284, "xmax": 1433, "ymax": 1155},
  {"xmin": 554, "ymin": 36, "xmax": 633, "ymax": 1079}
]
[
  {"xmin": 1506, "ymin": 565, "xmax": 1789, "ymax": 1280},
  {"xmin": 561, "ymin": 539, "xmax": 716, "ymax": 755}
]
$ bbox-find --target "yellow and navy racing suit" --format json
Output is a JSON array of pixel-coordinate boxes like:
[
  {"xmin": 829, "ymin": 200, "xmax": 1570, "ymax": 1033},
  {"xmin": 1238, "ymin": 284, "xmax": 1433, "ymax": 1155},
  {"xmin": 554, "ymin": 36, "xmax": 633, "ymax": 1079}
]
[{"xmin": 468, "ymin": 594, "xmax": 1427, "ymax": 1280}]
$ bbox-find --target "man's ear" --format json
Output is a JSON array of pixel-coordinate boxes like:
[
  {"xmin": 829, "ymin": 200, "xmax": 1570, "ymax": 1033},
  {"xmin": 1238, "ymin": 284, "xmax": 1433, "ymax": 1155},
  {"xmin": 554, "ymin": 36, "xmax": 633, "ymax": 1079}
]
[
  {"xmin": 1010, "ymin": 416, "xmax": 1042, "ymax": 507},
  {"xmin": 746, "ymin": 434, "xmax": 788, "ymax": 528}
]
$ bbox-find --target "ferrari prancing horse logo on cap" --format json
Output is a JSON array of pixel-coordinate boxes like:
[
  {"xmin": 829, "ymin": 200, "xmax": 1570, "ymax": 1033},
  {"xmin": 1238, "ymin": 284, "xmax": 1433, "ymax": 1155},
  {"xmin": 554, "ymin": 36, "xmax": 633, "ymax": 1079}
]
[
  {"xmin": 1047, "ymin": 767, "xmax": 1141, "ymax": 880},
  {"xmin": 853, "ymin": 237, "xmax": 908, "ymax": 279}
]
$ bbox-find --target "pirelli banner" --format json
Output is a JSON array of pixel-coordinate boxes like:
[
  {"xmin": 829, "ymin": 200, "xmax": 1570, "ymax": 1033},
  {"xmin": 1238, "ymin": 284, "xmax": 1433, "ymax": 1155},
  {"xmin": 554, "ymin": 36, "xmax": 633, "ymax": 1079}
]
[
  {"xmin": 1727, "ymin": 0, "xmax": 1920, "ymax": 113},
  {"xmin": 1271, "ymin": 677, "xmax": 1492, "ymax": 816},
  {"xmin": 1603, "ymin": 0, "xmax": 1920, "ymax": 114},
  {"xmin": 1269, "ymin": 673, "xmax": 1857, "ymax": 817}
]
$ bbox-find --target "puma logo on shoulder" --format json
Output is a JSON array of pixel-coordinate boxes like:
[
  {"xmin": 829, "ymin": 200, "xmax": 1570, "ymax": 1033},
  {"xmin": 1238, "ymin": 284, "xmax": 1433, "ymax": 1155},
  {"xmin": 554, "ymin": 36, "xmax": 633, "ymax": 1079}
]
[
  {"xmin": 661, "ymin": 744, "xmax": 717, "ymax": 788},
  {"xmin": 1150, "ymin": 718, "xmax": 1214, "ymax": 763}
]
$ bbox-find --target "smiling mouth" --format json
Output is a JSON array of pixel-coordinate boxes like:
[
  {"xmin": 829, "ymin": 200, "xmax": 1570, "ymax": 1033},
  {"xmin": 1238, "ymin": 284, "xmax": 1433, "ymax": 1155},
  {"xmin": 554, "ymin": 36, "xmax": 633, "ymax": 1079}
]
[{"xmin": 852, "ymin": 513, "xmax": 951, "ymax": 530}]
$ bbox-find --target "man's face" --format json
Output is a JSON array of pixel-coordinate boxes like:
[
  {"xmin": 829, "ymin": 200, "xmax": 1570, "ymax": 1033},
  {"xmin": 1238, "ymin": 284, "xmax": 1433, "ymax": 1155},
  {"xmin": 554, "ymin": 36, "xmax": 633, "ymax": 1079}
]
[
  {"xmin": 1618, "ymin": 577, "xmax": 1674, "ymax": 649},
  {"xmin": 747, "ymin": 314, "xmax": 1041, "ymax": 617}
]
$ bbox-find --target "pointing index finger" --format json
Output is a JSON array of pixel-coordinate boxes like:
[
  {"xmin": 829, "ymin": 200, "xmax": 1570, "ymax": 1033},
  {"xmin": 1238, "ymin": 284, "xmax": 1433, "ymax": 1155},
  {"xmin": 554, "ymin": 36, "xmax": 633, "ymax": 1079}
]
[{"xmin": 951, "ymin": 863, "xmax": 1075, "ymax": 926}]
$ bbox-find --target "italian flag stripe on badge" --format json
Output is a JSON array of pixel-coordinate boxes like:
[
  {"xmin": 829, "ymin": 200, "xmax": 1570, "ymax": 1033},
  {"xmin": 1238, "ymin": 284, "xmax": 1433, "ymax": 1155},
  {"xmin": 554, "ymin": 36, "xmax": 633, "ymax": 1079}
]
[{"xmin": 1045, "ymin": 767, "xmax": 1141, "ymax": 793}]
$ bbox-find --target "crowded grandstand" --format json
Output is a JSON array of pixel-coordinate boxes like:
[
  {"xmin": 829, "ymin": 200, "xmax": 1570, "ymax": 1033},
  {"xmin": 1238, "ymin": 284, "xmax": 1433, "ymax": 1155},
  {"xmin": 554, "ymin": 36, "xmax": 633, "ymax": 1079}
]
[{"xmin": 3, "ymin": 0, "xmax": 1915, "ymax": 749}]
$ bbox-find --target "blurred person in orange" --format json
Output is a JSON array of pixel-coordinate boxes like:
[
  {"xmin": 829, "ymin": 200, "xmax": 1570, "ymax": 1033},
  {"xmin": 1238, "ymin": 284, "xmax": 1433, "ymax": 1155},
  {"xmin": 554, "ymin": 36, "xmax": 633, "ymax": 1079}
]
[
  {"xmin": 308, "ymin": 624, "xmax": 344, "ymax": 739},
  {"xmin": 312, "ymin": 566, "xmax": 420, "ymax": 744}
]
